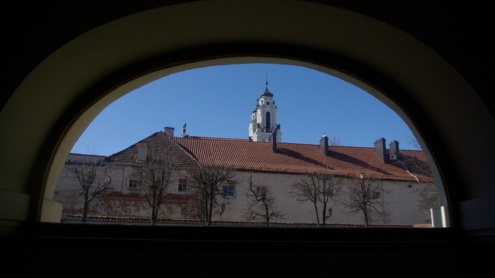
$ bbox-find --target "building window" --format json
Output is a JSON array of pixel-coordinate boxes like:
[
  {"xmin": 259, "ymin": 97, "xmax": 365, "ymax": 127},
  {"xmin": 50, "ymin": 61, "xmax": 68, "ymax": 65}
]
[
  {"xmin": 128, "ymin": 179, "xmax": 139, "ymax": 190},
  {"xmin": 222, "ymin": 184, "xmax": 236, "ymax": 198},
  {"xmin": 178, "ymin": 177, "xmax": 187, "ymax": 193}
]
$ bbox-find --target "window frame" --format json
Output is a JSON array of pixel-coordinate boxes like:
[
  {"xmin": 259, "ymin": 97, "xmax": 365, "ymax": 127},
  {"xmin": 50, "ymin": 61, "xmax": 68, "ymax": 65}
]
[
  {"xmin": 127, "ymin": 178, "xmax": 140, "ymax": 191},
  {"xmin": 222, "ymin": 184, "xmax": 236, "ymax": 198},
  {"xmin": 177, "ymin": 177, "xmax": 188, "ymax": 193}
]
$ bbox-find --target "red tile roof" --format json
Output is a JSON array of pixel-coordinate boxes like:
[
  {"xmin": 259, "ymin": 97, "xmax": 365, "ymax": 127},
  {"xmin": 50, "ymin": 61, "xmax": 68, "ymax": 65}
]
[
  {"xmin": 106, "ymin": 131, "xmax": 433, "ymax": 183},
  {"xmin": 172, "ymin": 135, "xmax": 433, "ymax": 182}
]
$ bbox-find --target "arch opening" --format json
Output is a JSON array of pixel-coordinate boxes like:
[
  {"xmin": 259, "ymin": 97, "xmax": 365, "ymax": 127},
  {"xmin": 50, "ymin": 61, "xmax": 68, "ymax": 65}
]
[{"xmin": 44, "ymin": 58, "xmax": 449, "ymax": 229}]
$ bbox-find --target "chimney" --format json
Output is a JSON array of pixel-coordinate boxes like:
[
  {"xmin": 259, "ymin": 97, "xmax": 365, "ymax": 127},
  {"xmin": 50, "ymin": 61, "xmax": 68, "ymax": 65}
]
[
  {"xmin": 389, "ymin": 140, "xmax": 399, "ymax": 154},
  {"xmin": 374, "ymin": 138, "xmax": 388, "ymax": 163},
  {"xmin": 272, "ymin": 131, "xmax": 278, "ymax": 153},
  {"xmin": 389, "ymin": 140, "xmax": 399, "ymax": 160},
  {"xmin": 137, "ymin": 143, "xmax": 148, "ymax": 161},
  {"xmin": 164, "ymin": 127, "xmax": 175, "ymax": 137},
  {"xmin": 320, "ymin": 134, "xmax": 329, "ymax": 156}
]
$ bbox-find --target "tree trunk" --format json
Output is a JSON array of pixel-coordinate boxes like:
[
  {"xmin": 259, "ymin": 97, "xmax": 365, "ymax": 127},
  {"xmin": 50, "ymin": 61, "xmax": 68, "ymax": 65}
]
[
  {"xmin": 82, "ymin": 192, "xmax": 89, "ymax": 223},
  {"xmin": 313, "ymin": 202, "xmax": 320, "ymax": 227},
  {"xmin": 264, "ymin": 203, "xmax": 270, "ymax": 227}
]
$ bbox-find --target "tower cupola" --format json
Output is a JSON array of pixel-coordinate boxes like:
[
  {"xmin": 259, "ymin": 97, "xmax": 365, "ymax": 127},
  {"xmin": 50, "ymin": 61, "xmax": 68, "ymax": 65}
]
[{"xmin": 248, "ymin": 76, "xmax": 282, "ymax": 142}]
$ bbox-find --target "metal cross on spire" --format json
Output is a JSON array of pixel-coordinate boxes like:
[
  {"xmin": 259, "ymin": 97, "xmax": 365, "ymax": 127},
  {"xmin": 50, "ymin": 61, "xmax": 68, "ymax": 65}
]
[{"xmin": 265, "ymin": 73, "xmax": 269, "ymax": 89}]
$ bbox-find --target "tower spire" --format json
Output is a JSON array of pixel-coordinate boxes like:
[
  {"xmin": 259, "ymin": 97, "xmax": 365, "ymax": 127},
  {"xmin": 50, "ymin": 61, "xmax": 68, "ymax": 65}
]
[{"xmin": 265, "ymin": 73, "xmax": 269, "ymax": 90}]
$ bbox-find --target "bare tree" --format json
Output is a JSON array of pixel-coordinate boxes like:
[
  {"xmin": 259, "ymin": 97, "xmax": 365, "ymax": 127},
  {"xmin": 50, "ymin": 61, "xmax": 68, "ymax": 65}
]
[
  {"xmin": 135, "ymin": 147, "xmax": 175, "ymax": 225},
  {"xmin": 66, "ymin": 162, "xmax": 112, "ymax": 223},
  {"xmin": 406, "ymin": 135, "xmax": 422, "ymax": 150},
  {"xmin": 340, "ymin": 174, "xmax": 391, "ymax": 227},
  {"xmin": 414, "ymin": 183, "xmax": 439, "ymax": 226},
  {"xmin": 394, "ymin": 143, "xmax": 439, "ymax": 219},
  {"xmin": 244, "ymin": 175, "xmax": 284, "ymax": 227},
  {"xmin": 188, "ymin": 164, "xmax": 236, "ymax": 226},
  {"xmin": 290, "ymin": 171, "xmax": 342, "ymax": 227},
  {"xmin": 416, "ymin": 183, "xmax": 439, "ymax": 216}
]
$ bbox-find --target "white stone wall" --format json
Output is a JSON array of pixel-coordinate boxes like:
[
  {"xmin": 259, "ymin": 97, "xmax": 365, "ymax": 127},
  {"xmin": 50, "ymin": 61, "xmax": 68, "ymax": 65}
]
[
  {"xmin": 213, "ymin": 172, "xmax": 430, "ymax": 225},
  {"xmin": 55, "ymin": 163, "xmax": 433, "ymax": 225}
]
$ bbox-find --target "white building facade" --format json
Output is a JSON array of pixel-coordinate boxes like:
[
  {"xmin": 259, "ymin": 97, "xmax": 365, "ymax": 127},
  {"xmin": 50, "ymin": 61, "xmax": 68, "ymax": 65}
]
[{"xmin": 55, "ymin": 134, "xmax": 437, "ymax": 227}]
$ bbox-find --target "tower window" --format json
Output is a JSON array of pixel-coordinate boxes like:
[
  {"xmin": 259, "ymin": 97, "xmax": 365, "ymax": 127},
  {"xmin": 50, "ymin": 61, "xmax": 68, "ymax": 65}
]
[{"xmin": 266, "ymin": 111, "xmax": 271, "ymax": 129}]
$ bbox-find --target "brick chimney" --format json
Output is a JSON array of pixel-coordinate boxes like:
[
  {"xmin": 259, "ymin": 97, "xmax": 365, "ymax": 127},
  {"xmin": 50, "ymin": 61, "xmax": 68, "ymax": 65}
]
[
  {"xmin": 320, "ymin": 134, "xmax": 329, "ymax": 156},
  {"xmin": 374, "ymin": 138, "xmax": 388, "ymax": 163},
  {"xmin": 272, "ymin": 131, "xmax": 278, "ymax": 153},
  {"xmin": 164, "ymin": 127, "xmax": 174, "ymax": 137}
]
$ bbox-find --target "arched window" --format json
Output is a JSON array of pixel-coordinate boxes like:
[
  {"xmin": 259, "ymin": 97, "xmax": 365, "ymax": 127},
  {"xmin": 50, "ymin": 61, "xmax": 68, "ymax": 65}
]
[
  {"xmin": 55, "ymin": 63, "xmax": 445, "ymax": 228},
  {"xmin": 265, "ymin": 111, "xmax": 271, "ymax": 130}
]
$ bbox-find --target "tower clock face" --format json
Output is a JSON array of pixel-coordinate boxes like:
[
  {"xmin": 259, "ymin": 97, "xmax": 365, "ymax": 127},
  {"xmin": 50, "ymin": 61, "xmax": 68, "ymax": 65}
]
[{"xmin": 266, "ymin": 101, "xmax": 270, "ymax": 105}]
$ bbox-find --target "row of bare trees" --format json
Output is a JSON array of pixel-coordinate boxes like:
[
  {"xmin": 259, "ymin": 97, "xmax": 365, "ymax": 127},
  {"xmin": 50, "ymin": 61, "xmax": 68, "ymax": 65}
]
[
  {"xmin": 290, "ymin": 172, "xmax": 393, "ymax": 227},
  {"xmin": 65, "ymin": 158, "xmax": 237, "ymax": 226},
  {"xmin": 66, "ymin": 155, "xmax": 435, "ymax": 227},
  {"xmin": 67, "ymin": 167, "xmax": 395, "ymax": 227}
]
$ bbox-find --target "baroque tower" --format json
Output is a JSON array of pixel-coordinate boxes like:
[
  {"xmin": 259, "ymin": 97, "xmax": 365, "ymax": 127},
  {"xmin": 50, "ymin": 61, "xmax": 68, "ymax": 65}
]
[{"xmin": 249, "ymin": 78, "xmax": 282, "ymax": 142}]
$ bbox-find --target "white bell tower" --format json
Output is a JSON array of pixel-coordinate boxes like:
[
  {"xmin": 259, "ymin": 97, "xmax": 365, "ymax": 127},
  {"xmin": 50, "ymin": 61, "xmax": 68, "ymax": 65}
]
[{"xmin": 249, "ymin": 77, "xmax": 282, "ymax": 142}]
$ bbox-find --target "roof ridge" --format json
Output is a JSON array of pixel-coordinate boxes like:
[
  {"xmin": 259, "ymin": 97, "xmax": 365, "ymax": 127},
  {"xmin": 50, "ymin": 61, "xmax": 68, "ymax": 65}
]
[
  {"xmin": 174, "ymin": 136, "xmax": 250, "ymax": 141},
  {"xmin": 174, "ymin": 136, "xmax": 423, "ymax": 152},
  {"xmin": 69, "ymin": 153, "xmax": 107, "ymax": 157},
  {"xmin": 175, "ymin": 136, "xmax": 376, "ymax": 149}
]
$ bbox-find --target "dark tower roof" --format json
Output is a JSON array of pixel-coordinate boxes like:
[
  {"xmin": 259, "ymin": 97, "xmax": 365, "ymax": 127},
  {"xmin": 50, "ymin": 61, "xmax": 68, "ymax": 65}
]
[
  {"xmin": 260, "ymin": 88, "xmax": 273, "ymax": 98},
  {"xmin": 261, "ymin": 74, "xmax": 274, "ymax": 97}
]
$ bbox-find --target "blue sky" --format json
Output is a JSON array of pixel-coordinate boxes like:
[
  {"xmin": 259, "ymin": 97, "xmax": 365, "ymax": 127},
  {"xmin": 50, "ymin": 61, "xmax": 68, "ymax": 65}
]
[{"xmin": 71, "ymin": 63, "xmax": 420, "ymax": 156}]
